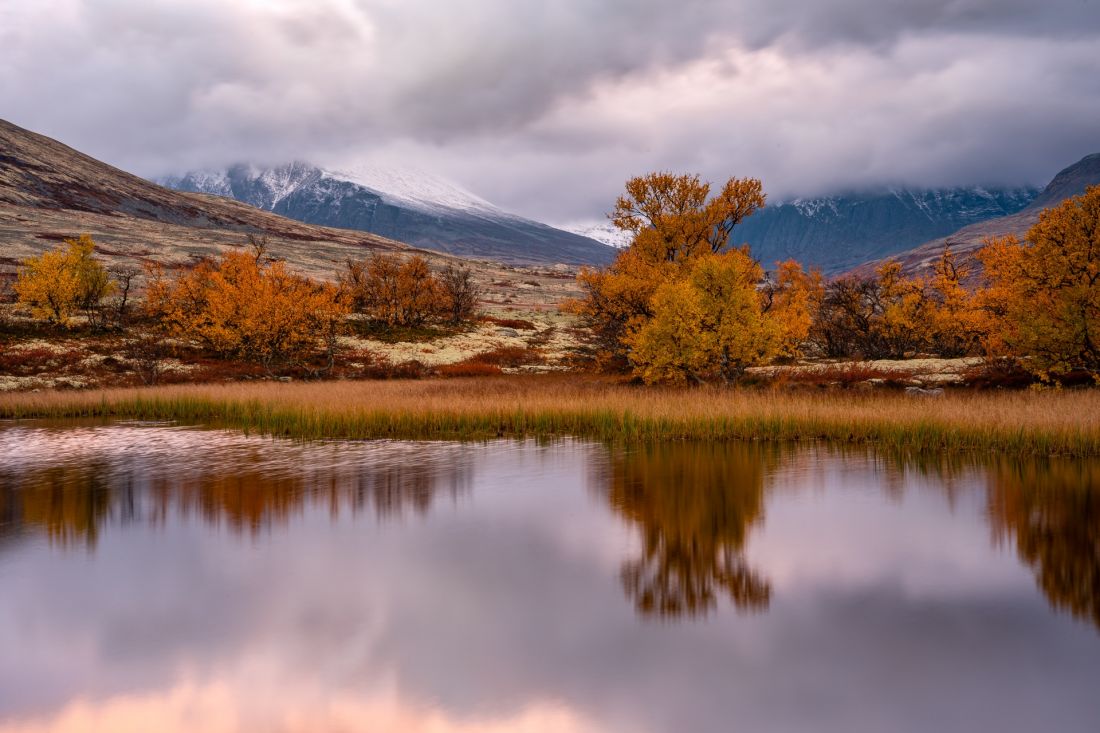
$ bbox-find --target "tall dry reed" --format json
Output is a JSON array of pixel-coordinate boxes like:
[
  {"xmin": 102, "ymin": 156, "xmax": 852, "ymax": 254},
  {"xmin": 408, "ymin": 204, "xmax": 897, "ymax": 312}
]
[{"xmin": 2, "ymin": 376, "xmax": 1098, "ymax": 456}]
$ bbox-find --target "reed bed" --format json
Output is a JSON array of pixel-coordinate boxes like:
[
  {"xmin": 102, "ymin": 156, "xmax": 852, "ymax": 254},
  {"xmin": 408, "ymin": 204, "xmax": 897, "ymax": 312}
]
[{"xmin": 2, "ymin": 376, "xmax": 1099, "ymax": 456}]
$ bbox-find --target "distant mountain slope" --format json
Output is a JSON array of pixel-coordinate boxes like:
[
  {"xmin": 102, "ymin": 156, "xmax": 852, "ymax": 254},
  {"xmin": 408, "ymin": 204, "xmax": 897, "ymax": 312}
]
[
  {"xmin": 561, "ymin": 221, "xmax": 634, "ymax": 249},
  {"xmin": 161, "ymin": 163, "xmax": 616, "ymax": 266},
  {"xmin": 855, "ymin": 152, "xmax": 1100, "ymax": 277},
  {"xmin": 0, "ymin": 118, "xmax": 417, "ymax": 279},
  {"xmin": 729, "ymin": 186, "xmax": 1039, "ymax": 274}
]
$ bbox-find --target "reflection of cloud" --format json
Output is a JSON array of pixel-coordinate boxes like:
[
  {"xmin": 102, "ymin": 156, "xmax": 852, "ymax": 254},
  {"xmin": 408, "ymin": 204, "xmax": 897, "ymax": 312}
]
[{"xmin": 0, "ymin": 676, "xmax": 605, "ymax": 733}]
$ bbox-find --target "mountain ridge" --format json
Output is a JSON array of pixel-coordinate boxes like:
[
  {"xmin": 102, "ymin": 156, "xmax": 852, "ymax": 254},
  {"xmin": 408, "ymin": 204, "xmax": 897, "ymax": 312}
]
[
  {"xmin": 853, "ymin": 151, "xmax": 1100, "ymax": 277},
  {"xmin": 729, "ymin": 185, "xmax": 1040, "ymax": 273},
  {"xmin": 0, "ymin": 118, "xmax": 431, "ymax": 280},
  {"xmin": 161, "ymin": 163, "xmax": 616, "ymax": 266}
]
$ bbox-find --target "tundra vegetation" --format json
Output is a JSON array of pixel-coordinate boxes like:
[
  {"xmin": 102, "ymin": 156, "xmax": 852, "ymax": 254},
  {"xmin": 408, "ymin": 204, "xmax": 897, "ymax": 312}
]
[
  {"xmin": 1, "ymin": 177, "xmax": 1099, "ymax": 454},
  {"xmin": 2, "ymin": 234, "xmax": 492, "ymax": 384}
]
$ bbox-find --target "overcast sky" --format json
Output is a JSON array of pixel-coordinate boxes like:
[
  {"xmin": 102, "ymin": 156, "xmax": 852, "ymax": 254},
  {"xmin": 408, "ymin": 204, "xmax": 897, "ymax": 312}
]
[{"xmin": 3, "ymin": 0, "xmax": 1099, "ymax": 222}]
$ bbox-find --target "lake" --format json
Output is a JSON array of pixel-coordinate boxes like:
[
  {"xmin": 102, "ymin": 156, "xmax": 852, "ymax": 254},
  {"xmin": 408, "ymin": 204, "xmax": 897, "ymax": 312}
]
[{"xmin": 1, "ymin": 421, "xmax": 1098, "ymax": 733}]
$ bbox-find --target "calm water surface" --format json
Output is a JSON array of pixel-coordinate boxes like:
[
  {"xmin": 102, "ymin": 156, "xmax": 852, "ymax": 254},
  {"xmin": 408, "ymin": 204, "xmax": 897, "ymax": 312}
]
[{"xmin": 0, "ymin": 421, "xmax": 1098, "ymax": 733}]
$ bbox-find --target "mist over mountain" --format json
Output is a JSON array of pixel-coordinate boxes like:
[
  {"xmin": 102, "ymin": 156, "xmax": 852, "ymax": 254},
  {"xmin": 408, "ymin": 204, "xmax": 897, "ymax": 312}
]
[
  {"xmin": 160, "ymin": 164, "xmax": 616, "ymax": 267},
  {"xmin": 729, "ymin": 186, "xmax": 1040, "ymax": 273},
  {"xmin": 857, "ymin": 151, "xmax": 1100, "ymax": 276}
]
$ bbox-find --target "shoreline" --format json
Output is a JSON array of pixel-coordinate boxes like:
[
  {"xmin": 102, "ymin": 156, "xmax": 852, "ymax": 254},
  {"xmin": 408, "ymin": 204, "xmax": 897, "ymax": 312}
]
[{"xmin": 2, "ymin": 375, "xmax": 1098, "ymax": 457}]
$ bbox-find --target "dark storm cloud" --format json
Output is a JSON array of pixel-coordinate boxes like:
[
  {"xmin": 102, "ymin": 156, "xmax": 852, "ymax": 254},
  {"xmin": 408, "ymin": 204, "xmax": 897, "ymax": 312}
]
[{"xmin": 1, "ymin": 0, "xmax": 1098, "ymax": 221}]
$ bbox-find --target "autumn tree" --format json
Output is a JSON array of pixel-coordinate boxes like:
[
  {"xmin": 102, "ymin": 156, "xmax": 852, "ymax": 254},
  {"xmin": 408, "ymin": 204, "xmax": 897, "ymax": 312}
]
[
  {"xmin": 763, "ymin": 260, "xmax": 824, "ymax": 360},
  {"xmin": 612, "ymin": 172, "xmax": 766, "ymax": 261},
  {"xmin": 146, "ymin": 248, "xmax": 348, "ymax": 373},
  {"xmin": 977, "ymin": 185, "xmax": 1100, "ymax": 380},
  {"xmin": 14, "ymin": 234, "xmax": 115, "ymax": 326},
  {"xmin": 924, "ymin": 246, "xmax": 987, "ymax": 357},
  {"xmin": 342, "ymin": 254, "xmax": 448, "ymax": 328},
  {"xmin": 875, "ymin": 261, "xmax": 934, "ymax": 357},
  {"xmin": 809, "ymin": 262, "xmax": 935, "ymax": 359},
  {"xmin": 626, "ymin": 248, "xmax": 783, "ymax": 384},
  {"xmin": 569, "ymin": 172, "xmax": 768, "ymax": 372},
  {"xmin": 438, "ymin": 263, "xmax": 482, "ymax": 324}
]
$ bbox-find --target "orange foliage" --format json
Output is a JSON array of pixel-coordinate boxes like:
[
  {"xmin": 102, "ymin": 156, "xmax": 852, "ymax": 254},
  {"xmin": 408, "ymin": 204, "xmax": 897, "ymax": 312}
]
[
  {"xmin": 568, "ymin": 172, "xmax": 774, "ymax": 379},
  {"xmin": 626, "ymin": 248, "xmax": 782, "ymax": 384},
  {"xmin": 764, "ymin": 260, "xmax": 824, "ymax": 359},
  {"xmin": 977, "ymin": 186, "xmax": 1100, "ymax": 379},
  {"xmin": 145, "ymin": 246, "xmax": 348, "ymax": 372}
]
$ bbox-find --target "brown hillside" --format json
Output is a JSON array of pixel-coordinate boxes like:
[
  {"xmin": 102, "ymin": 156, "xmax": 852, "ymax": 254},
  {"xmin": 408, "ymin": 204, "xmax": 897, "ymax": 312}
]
[{"xmin": 0, "ymin": 118, "xmax": 413, "ymax": 278}]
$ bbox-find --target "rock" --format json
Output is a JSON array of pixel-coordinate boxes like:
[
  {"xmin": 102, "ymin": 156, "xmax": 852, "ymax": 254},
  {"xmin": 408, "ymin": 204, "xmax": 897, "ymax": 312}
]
[
  {"xmin": 495, "ymin": 328, "xmax": 520, "ymax": 337},
  {"xmin": 905, "ymin": 386, "xmax": 945, "ymax": 397}
]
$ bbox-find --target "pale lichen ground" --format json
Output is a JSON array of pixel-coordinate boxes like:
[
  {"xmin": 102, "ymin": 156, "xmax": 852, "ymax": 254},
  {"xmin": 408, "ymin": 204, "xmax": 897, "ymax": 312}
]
[
  {"xmin": 341, "ymin": 308, "xmax": 586, "ymax": 371},
  {"xmin": 746, "ymin": 357, "xmax": 986, "ymax": 386}
]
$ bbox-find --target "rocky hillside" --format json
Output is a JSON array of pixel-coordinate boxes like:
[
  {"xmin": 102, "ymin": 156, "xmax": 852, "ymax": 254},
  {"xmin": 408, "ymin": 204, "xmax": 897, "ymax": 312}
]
[
  {"xmin": 0, "ymin": 118, "xmax": 419, "ymax": 279},
  {"xmin": 729, "ymin": 186, "xmax": 1039, "ymax": 273},
  {"xmin": 161, "ymin": 163, "xmax": 616, "ymax": 267},
  {"xmin": 855, "ymin": 152, "xmax": 1100, "ymax": 277}
]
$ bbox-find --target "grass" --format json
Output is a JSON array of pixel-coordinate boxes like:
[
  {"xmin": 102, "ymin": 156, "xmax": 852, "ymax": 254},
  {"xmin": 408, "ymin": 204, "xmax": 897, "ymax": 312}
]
[{"xmin": 2, "ymin": 375, "xmax": 1100, "ymax": 456}]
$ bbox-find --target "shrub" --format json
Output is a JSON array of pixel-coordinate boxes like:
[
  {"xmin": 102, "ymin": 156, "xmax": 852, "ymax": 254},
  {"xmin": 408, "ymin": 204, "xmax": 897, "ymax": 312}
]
[
  {"xmin": 342, "ymin": 254, "xmax": 448, "ymax": 328},
  {"xmin": 145, "ymin": 244, "xmax": 348, "ymax": 374},
  {"xmin": 439, "ymin": 263, "xmax": 482, "ymax": 324},
  {"xmin": 14, "ymin": 234, "xmax": 114, "ymax": 326}
]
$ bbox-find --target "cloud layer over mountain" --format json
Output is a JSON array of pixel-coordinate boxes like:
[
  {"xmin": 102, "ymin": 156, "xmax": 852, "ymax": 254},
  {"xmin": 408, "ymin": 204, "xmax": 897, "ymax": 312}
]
[{"xmin": 3, "ymin": 0, "xmax": 1098, "ymax": 221}]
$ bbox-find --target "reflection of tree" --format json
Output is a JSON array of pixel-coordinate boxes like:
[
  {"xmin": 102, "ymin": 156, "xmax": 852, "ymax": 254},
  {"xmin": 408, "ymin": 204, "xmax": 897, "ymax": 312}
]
[
  {"xmin": 599, "ymin": 443, "xmax": 775, "ymax": 619},
  {"xmin": 986, "ymin": 458, "xmax": 1100, "ymax": 630},
  {"xmin": 0, "ymin": 464, "xmax": 114, "ymax": 548},
  {"xmin": 0, "ymin": 450, "xmax": 470, "ymax": 549}
]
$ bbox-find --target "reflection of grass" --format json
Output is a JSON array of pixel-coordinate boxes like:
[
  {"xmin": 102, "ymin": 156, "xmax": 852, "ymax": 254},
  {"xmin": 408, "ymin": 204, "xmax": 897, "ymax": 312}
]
[{"xmin": 2, "ymin": 375, "xmax": 1099, "ymax": 455}]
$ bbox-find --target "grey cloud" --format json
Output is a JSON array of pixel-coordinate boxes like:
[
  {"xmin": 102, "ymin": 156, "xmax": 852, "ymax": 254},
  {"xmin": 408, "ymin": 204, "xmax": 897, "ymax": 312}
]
[{"xmin": 1, "ymin": 0, "xmax": 1098, "ymax": 222}]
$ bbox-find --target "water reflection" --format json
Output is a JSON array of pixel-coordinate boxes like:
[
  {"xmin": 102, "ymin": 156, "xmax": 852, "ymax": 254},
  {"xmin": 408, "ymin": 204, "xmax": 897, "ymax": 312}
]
[
  {"xmin": 3, "ymin": 423, "xmax": 1100, "ymax": 732},
  {"xmin": 986, "ymin": 458, "xmax": 1100, "ymax": 629},
  {"xmin": 2, "ymin": 424, "xmax": 1099, "ymax": 634},
  {"xmin": 598, "ymin": 443, "xmax": 773, "ymax": 618},
  {"xmin": 0, "ymin": 423, "xmax": 472, "ymax": 547}
]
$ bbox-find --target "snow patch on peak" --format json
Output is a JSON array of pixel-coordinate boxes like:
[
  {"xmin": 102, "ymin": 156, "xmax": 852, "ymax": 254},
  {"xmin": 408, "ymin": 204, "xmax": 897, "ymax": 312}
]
[
  {"xmin": 789, "ymin": 197, "xmax": 840, "ymax": 218},
  {"xmin": 562, "ymin": 221, "xmax": 634, "ymax": 249},
  {"xmin": 324, "ymin": 165, "xmax": 499, "ymax": 215},
  {"xmin": 249, "ymin": 162, "xmax": 320, "ymax": 208}
]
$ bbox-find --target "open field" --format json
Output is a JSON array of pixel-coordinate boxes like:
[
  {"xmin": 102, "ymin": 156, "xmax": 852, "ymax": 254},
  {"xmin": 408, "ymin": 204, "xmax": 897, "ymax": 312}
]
[{"xmin": 2, "ymin": 375, "xmax": 1099, "ymax": 456}]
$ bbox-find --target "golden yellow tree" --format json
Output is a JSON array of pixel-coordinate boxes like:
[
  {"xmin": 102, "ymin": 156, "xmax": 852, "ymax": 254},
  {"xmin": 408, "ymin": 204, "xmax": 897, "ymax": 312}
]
[
  {"xmin": 569, "ymin": 172, "xmax": 767, "ymax": 371},
  {"xmin": 977, "ymin": 185, "xmax": 1100, "ymax": 379},
  {"xmin": 627, "ymin": 249, "xmax": 782, "ymax": 385},
  {"xmin": 876, "ymin": 261, "xmax": 933, "ymax": 356},
  {"xmin": 14, "ymin": 234, "xmax": 114, "ymax": 326}
]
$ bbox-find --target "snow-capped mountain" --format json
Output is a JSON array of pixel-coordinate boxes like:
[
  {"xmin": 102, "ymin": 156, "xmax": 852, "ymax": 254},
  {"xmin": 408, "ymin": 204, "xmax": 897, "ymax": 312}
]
[
  {"xmin": 731, "ymin": 185, "xmax": 1040, "ymax": 273},
  {"xmin": 561, "ymin": 221, "xmax": 634, "ymax": 249},
  {"xmin": 159, "ymin": 163, "xmax": 616, "ymax": 266}
]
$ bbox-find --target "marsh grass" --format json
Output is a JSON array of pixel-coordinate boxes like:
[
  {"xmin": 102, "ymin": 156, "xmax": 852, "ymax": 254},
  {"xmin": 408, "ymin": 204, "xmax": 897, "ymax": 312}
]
[{"xmin": 2, "ymin": 375, "xmax": 1099, "ymax": 456}]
